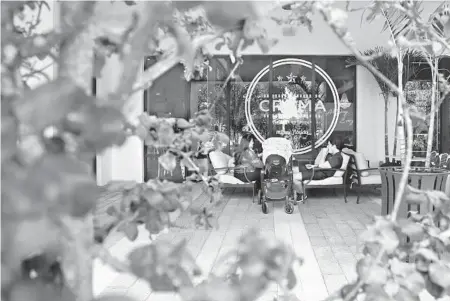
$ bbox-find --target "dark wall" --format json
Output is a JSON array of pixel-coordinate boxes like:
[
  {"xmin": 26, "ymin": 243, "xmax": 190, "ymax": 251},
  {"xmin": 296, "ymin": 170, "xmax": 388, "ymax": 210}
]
[{"xmin": 143, "ymin": 59, "xmax": 190, "ymax": 182}]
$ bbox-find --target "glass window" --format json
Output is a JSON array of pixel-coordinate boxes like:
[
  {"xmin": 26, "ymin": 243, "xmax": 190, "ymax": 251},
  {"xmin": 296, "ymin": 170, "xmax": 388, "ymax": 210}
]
[
  {"xmin": 405, "ymin": 80, "xmax": 440, "ymax": 157},
  {"xmin": 189, "ymin": 55, "xmax": 356, "ymax": 156}
]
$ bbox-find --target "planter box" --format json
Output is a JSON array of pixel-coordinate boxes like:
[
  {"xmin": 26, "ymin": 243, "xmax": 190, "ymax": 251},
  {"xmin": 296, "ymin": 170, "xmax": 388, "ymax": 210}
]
[{"xmin": 379, "ymin": 167, "xmax": 450, "ymax": 218}]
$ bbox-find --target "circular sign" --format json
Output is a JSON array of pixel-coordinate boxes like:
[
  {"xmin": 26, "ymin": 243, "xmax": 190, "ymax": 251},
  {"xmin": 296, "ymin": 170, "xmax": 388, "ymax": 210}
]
[{"xmin": 244, "ymin": 58, "xmax": 341, "ymax": 155}]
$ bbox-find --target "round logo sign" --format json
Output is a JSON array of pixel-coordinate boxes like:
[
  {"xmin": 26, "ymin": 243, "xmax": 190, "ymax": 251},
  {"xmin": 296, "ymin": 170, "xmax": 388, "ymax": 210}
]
[{"xmin": 244, "ymin": 58, "xmax": 341, "ymax": 155}]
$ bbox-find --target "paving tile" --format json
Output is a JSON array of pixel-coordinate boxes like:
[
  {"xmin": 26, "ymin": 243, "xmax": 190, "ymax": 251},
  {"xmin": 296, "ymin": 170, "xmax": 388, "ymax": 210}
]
[
  {"xmin": 313, "ymin": 246, "xmax": 334, "ymax": 259},
  {"xmin": 317, "ymin": 219, "xmax": 335, "ymax": 229},
  {"xmin": 321, "ymin": 228, "xmax": 341, "ymax": 238},
  {"xmin": 317, "ymin": 258, "xmax": 343, "ymax": 275},
  {"xmin": 326, "ymin": 235, "xmax": 347, "ymax": 246},
  {"xmin": 347, "ymin": 220, "xmax": 367, "ymax": 230},
  {"xmin": 302, "ymin": 215, "xmax": 318, "ymax": 224},
  {"xmin": 95, "ymin": 188, "xmax": 380, "ymax": 300},
  {"xmin": 323, "ymin": 274, "xmax": 348, "ymax": 294},
  {"xmin": 342, "ymin": 235, "xmax": 359, "ymax": 246},
  {"xmin": 340, "ymin": 263, "xmax": 358, "ymax": 283},
  {"xmin": 336, "ymin": 224, "xmax": 356, "ymax": 236},
  {"xmin": 334, "ymin": 251, "xmax": 356, "ymax": 265},
  {"xmin": 305, "ymin": 224, "xmax": 324, "ymax": 237}
]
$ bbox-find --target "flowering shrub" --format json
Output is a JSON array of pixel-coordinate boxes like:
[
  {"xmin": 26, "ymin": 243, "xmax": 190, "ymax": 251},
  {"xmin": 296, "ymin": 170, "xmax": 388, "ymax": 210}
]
[{"xmin": 2, "ymin": 1, "xmax": 450, "ymax": 301}]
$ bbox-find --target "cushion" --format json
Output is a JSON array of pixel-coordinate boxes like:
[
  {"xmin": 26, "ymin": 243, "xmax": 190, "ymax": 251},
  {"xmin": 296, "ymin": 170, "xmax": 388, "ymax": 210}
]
[
  {"xmin": 209, "ymin": 151, "xmax": 232, "ymax": 175},
  {"xmin": 314, "ymin": 147, "xmax": 328, "ymax": 166},
  {"xmin": 333, "ymin": 153, "xmax": 350, "ymax": 178},
  {"xmin": 353, "ymin": 152, "xmax": 370, "ymax": 177},
  {"xmin": 342, "ymin": 148, "xmax": 355, "ymax": 155},
  {"xmin": 217, "ymin": 174, "xmax": 245, "ymax": 184},
  {"xmin": 217, "ymin": 174, "xmax": 255, "ymax": 185},
  {"xmin": 305, "ymin": 177, "xmax": 343, "ymax": 186},
  {"xmin": 354, "ymin": 173, "xmax": 381, "ymax": 185}
]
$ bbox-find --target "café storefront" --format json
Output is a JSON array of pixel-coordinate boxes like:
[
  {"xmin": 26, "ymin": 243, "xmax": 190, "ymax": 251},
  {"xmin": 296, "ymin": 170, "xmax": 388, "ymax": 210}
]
[
  {"xmin": 143, "ymin": 53, "xmax": 450, "ymax": 183},
  {"xmin": 144, "ymin": 55, "xmax": 357, "ymax": 181}
]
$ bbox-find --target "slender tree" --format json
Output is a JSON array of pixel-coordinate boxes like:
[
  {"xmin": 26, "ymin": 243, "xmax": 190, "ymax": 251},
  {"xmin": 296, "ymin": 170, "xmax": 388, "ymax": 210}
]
[{"xmin": 347, "ymin": 47, "xmax": 421, "ymax": 162}]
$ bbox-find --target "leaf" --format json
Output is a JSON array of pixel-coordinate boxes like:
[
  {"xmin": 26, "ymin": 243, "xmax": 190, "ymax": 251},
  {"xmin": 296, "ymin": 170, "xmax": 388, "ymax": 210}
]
[
  {"xmin": 145, "ymin": 209, "xmax": 164, "ymax": 234},
  {"xmin": 25, "ymin": 154, "xmax": 96, "ymax": 215},
  {"xmin": 14, "ymin": 78, "xmax": 94, "ymax": 132},
  {"xmin": 365, "ymin": 284, "xmax": 392, "ymax": 301},
  {"xmin": 286, "ymin": 267, "xmax": 297, "ymax": 290},
  {"xmin": 93, "ymin": 51, "xmax": 106, "ymax": 78},
  {"xmin": 202, "ymin": 1, "xmax": 259, "ymax": 30},
  {"xmin": 427, "ymin": 190, "xmax": 450, "ymax": 209},
  {"xmin": 158, "ymin": 152, "xmax": 177, "ymax": 171},
  {"xmin": 395, "ymin": 287, "xmax": 420, "ymax": 301},
  {"xmin": 69, "ymin": 180, "xmax": 103, "ymax": 217},
  {"xmin": 123, "ymin": 1, "xmax": 136, "ymax": 5},
  {"xmin": 104, "ymin": 180, "xmax": 138, "ymax": 192},
  {"xmin": 428, "ymin": 263, "xmax": 450, "ymax": 289},
  {"xmin": 176, "ymin": 118, "xmax": 192, "ymax": 130},
  {"xmin": 397, "ymin": 219, "xmax": 424, "ymax": 240},
  {"xmin": 415, "ymin": 248, "xmax": 439, "ymax": 263},
  {"xmin": 158, "ymin": 122, "xmax": 176, "ymax": 146},
  {"xmin": 9, "ymin": 279, "xmax": 75, "ymax": 301},
  {"xmin": 2, "ymin": 217, "xmax": 61, "ymax": 269},
  {"xmin": 215, "ymin": 132, "xmax": 229, "ymax": 145},
  {"xmin": 390, "ymin": 258, "xmax": 415, "ymax": 276},
  {"xmin": 425, "ymin": 276, "xmax": 445, "ymax": 298},
  {"xmin": 405, "ymin": 190, "xmax": 427, "ymax": 205},
  {"xmin": 356, "ymin": 256, "xmax": 389, "ymax": 285},
  {"xmin": 129, "ymin": 241, "xmax": 197, "ymax": 291},
  {"xmin": 120, "ymin": 223, "xmax": 139, "ymax": 241},
  {"xmin": 214, "ymin": 40, "xmax": 225, "ymax": 51},
  {"xmin": 399, "ymin": 270, "xmax": 425, "ymax": 294},
  {"xmin": 141, "ymin": 188, "xmax": 165, "ymax": 207},
  {"xmin": 180, "ymin": 279, "xmax": 239, "ymax": 301},
  {"xmin": 363, "ymin": 220, "xmax": 399, "ymax": 254},
  {"xmin": 70, "ymin": 105, "xmax": 127, "ymax": 152}
]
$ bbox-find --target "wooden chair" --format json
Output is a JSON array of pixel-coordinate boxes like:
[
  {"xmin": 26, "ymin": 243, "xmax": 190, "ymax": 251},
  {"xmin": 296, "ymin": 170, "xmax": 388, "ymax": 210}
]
[
  {"xmin": 208, "ymin": 151, "xmax": 258, "ymax": 203},
  {"xmin": 346, "ymin": 151, "xmax": 382, "ymax": 204}
]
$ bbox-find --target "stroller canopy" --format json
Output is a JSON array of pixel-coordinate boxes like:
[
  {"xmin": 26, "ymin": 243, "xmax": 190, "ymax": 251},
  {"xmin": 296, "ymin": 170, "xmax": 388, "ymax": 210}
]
[{"xmin": 262, "ymin": 137, "xmax": 293, "ymax": 164}]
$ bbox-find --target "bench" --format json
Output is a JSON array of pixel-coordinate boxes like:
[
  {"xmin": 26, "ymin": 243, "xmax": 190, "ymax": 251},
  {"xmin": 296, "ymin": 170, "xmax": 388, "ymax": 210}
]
[
  {"xmin": 208, "ymin": 150, "xmax": 258, "ymax": 203},
  {"xmin": 293, "ymin": 147, "xmax": 351, "ymax": 203}
]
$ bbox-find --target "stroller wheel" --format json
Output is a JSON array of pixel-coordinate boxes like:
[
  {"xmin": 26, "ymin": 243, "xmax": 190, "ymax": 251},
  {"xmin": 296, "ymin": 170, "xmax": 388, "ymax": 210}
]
[
  {"xmin": 285, "ymin": 202, "xmax": 294, "ymax": 214},
  {"xmin": 262, "ymin": 201, "xmax": 269, "ymax": 214}
]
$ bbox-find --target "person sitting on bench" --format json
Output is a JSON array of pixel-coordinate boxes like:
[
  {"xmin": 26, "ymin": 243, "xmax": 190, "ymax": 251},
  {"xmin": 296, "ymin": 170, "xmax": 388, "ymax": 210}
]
[{"xmin": 293, "ymin": 136, "xmax": 344, "ymax": 198}]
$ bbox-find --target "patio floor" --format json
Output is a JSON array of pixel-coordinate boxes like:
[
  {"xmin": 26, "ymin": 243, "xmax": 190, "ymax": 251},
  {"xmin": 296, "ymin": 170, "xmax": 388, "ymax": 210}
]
[{"xmin": 96, "ymin": 187, "xmax": 381, "ymax": 301}]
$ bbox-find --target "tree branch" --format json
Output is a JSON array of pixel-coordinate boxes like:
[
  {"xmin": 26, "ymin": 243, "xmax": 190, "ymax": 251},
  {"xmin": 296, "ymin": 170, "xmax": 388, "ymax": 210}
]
[{"xmin": 58, "ymin": 2, "xmax": 97, "ymax": 93}]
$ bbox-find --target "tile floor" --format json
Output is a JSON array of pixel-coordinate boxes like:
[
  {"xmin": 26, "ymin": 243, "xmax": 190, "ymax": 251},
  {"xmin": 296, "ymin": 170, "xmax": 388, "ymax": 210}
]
[{"xmin": 95, "ymin": 187, "xmax": 381, "ymax": 301}]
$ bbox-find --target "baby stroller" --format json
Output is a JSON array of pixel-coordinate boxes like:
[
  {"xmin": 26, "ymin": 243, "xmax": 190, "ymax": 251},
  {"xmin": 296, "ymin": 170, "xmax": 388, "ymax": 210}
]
[{"xmin": 258, "ymin": 137, "xmax": 297, "ymax": 214}]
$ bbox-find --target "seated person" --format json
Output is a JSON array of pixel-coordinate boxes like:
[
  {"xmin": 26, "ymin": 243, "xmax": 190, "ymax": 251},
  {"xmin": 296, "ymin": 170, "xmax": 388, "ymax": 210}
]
[
  {"xmin": 233, "ymin": 133, "xmax": 264, "ymax": 189},
  {"xmin": 293, "ymin": 137, "xmax": 344, "ymax": 197}
]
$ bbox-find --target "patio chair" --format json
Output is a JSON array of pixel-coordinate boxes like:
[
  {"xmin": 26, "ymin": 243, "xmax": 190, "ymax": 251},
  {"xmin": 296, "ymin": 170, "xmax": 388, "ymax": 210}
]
[
  {"xmin": 346, "ymin": 150, "xmax": 382, "ymax": 204},
  {"xmin": 296, "ymin": 149, "xmax": 351, "ymax": 203},
  {"xmin": 208, "ymin": 150, "xmax": 258, "ymax": 203},
  {"xmin": 439, "ymin": 153, "xmax": 449, "ymax": 169}
]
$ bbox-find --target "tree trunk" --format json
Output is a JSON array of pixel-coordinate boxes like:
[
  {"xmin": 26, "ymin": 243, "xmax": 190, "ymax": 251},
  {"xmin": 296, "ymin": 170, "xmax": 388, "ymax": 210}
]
[
  {"xmin": 424, "ymin": 58, "xmax": 438, "ymax": 168},
  {"xmin": 384, "ymin": 95, "xmax": 389, "ymax": 162},
  {"xmin": 58, "ymin": 2, "xmax": 96, "ymax": 94},
  {"xmin": 397, "ymin": 53, "xmax": 406, "ymax": 166},
  {"xmin": 58, "ymin": 3, "xmax": 96, "ymax": 301},
  {"xmin": 392, "ymin": 99, "xmax": 398, "ymax": 158}
]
